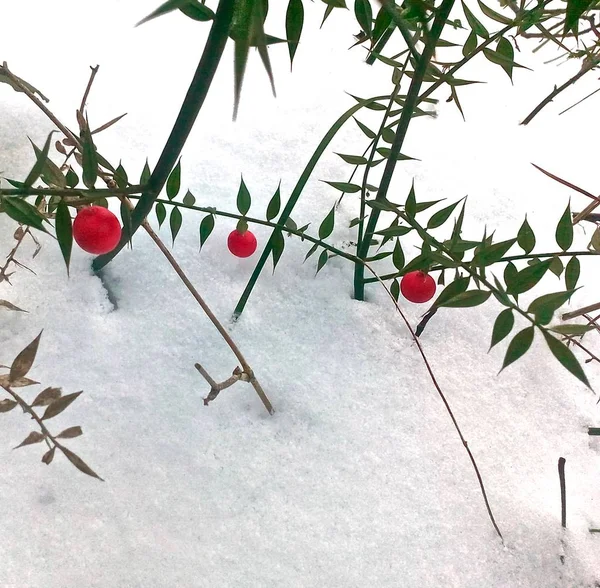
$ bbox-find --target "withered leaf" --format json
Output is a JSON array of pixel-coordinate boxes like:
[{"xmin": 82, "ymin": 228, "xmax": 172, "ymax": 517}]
[
  {"xmin": 0, "ymin": 399, "xmax": 18, "ymax": 413},
  {"xmin": 56, "ymin": 426, "xmax": 82, "ymax": 439},
  {"xmin": 0, "ymin": 300, "xmax": 27, "ymax": 313},
  {"xmin": 42, "ymin": 446, "xmax": 55, "ymax": 465},
  {"xmin": 9, "ymin": 330, "xmax": 43, "ymax": 384},
  {"xmin": 41, "ymin": 391, "xmax": 82, "ymax": 420},
  {"xmin": 32, "ymin": 387, "xmax": 62, "ymax": 407},
  {"xmin": 14, "ymin": 431, "xmax": 45, "ymax": 449},
  {"xmin": 61, "ymin": 446, "xmax": 103, "ymax": 481},
  {"xmin": 0, "ymin": 374, "xmax": 39, "ymax": 388}
]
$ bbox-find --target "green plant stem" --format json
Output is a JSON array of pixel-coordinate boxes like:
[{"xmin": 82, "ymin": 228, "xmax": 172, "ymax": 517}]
[
  {"xmin": 363, "ymin": 250, "xmax": 598, "ymax": 283},
  {"xmin": 92, "ymin": 0, "xmax": 236, "ymax": 272},
  {"xmin": 353, "ymin": 0, "xmax": 456, "ymax": 301}
]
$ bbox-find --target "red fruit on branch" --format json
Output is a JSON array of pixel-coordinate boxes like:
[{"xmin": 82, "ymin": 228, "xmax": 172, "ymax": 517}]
[
  {"xmin": 72, "ymin": 206, "xmax": 122, "ymax": 255},
  {"xmin": 227, "ymin": 229, "xmax": 257, "ymax": 258},
  {"xmin": 400, "ymin": 271, "xmax": 436, "ymax": 303}
]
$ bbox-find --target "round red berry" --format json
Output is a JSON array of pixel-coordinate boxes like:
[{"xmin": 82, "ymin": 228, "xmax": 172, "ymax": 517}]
[
  {"xmin": 72, "ymin": 206, "xmax": 122, "ymax": 255},
  {"xmin": 227, "ymin": 229, "xmax": 257, "ymax": 258},
  {"xmin": 400, "ymin": 271, "xmax": 436, "ymax": 303}
]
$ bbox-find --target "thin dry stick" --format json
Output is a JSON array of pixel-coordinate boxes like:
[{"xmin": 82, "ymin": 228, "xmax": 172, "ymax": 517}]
[
  {"xmin": 362, "ymin": 261, "xmax": 504, "ymax": 542},
  {"xmin": 562, "ymin": 301, "xmax": 600, "ymax": 321},
  {"xmin": 3, "ymin": 62, "xmax": 274, "ymax": 415}
]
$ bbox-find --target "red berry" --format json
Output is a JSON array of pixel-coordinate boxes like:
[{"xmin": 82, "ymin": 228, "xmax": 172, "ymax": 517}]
[
  {"xmin": 72, "ymin": 206, "xmax": 122, "ymax": 255},
  {"xmin": 227, "ymin": 229, "xmax": 257, "ymax": 258},
  {"xmin": 400, "ymin": 271, "xmax": 436, "ymax": 303}
]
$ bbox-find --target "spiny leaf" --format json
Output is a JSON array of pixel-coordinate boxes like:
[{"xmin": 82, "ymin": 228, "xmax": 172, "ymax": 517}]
[
  {"xmin": 495, "ymin": 37, "xmax": 515, "ymax": 81},
  {"xmin": 316, "ymin": 249, "xmax": 329, "ymax": 274},
  {"xmin": 490, "ymin": 308, "xmax": 514, "ymax": 350},
  {"xmin": 41, "ymin": 391, "xmax": 83, "ymax": 421},
  {"xmin": 427, "ymin": 200, "xmax": 461, "ymax": 229},
  {"xmin": 506, "ymin": 259, "xmax": 552, "ymax": 295},
  {"xmin": 180, "ymin": 0, "xmax": 215, "ymax": 21},
  {"xmin": 170, "ymin": 206, "xmax": 183, "ymax": 244},
  {"xmin": 565, "ymin": 257, "xmax": 580, "ymax": 291},
  {"xmin": 324, "ymin": 181, "xmax": 361, "ymax": 193},
  {"xmin": 353, "ymin": 117, "xmax": 376, "ymax": 138},
  {"xmin": 136, "ymin": 0, "xmax": 189, "ymax": 26},
  {"xmin": 472, "ymin": 238, "xmax": 516, "ymax": 267},
  {"xmin": 32, "ymin": 387, "xmax": 62, "ymax": 407},
  {"xmin": 0, "ymin": 399, "xmax": 18, "ymax": 413},
  {"xmin": 405, "ymin": 183, "xmax": 417, "ymax": 218},
  {"xmin": 477, "ymin": 0, "xmax": 513, "ymax": 24},
  {"xmin": 155, "ymin": 202, "xmax": 166, "ymax": 227},
  {"xmin": 438, "ymin": 290, "xmax": 491, "ymax": 308},
  {"xmin": 29, "ymin": 137, "xmax": 66, "ymax": 188},
  {"xmin": 266, "ymin": 183, "xmax": 281, "ymax": 221},
  {"xmin": 501, "ymin": 327, "xmax": 534, "ymax": 371},
  {"xmin": 319, "ymin": 206, "xmax": 335, "ymax": 239},
  {"xmin": 550, "ymin": 324, "xmax": 595, "ymax": 336},
  {"xmin": 1, "ymin": 197, "xmax": 48, "ymax": 233},
  {"xmin": 55, "ymin": 199, "xmax": 73, "ymax": 277},
  {"xmin": 392, "ymin": 239, "xmax": 405, "ymax": 271},
  {"xmin": 10, "ymin": 331, "xmax": 43, "ymax": 384},
  {"xmin": 462, "ymin": 30, "xmax": 477, "ymax": 57},
  {"xmin": 336, "ymin": 153, "xmax": 368, "ymax": 165},
  {"xmin": 542, "ymin": 330, "xmax": 590, "ymax": 388},
  {"xmin": 80, "ymin": 116, "xmax": 98, "ymax": 190},
  {"xmin": 271, "ymin": 229, "xmax": 285, "ymax": 272},
  {"xmin": 56, "ymin": 426, "xmax": 83, "ymax": 439},
  {"xmin": 556, "ymin": 202, "xmax": 573, "ymax": 251},
  {"xmin": 517, "ymin": 216, "xmax": 535, "ymax": 254},
  {"xmin": 42, "ymin": 447, "xmax": 55, "ymax": 465},
  {"xmin": 60, "ymin": 446, "xmax": 103, "ymax": 481},
  {"xmin": 434, "ymin": 276, "xmax": 470, "ymax": 307},
  {"xmin": 564, "ymin": 0, "xmax": 594, "ymax": 34},
  {"xmin": 23, "ymin": 132, "xmax": 55, "ymax": 188},
  {"xmin": 462, "ymin": 0, "xmax": 489, "ymax": 37},
  {"xmin": 354, "ymin": 0, "xmax": 372, "ymax": 36}
]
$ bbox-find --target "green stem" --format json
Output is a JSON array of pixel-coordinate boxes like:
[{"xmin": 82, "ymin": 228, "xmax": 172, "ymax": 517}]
[
  {"xmin": 92, "ymin": 0, "xmax": 236, "ymax": 272},
  {"xmin": 354, "ymin": 0, "xmax": 456, "ymax": 301}
]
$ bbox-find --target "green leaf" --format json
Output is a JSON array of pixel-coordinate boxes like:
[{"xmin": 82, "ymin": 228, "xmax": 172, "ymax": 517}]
[
  {"xmin": 316, "ymin": 249, "xmax": 328, "ymax": 274},
  {"xmin": 477, "ymin": 0, "xmax": 513, "ymax": 24},
  {"xmin": 400, "ymin": 253, "xmax": 432, "ymax": 275},
  {"xmin": 319, "ymin": 206, "xmax": 335, "ymax": 239},
  {"xmin": 55, "ymin": 199, "xmax": 73, "ymax": 276},
  {"xmin": 286, "ymin": 0, "xmax": 304, "ymax": 69},
  {"xmin": 550, "ymin": 324, "xmax": 595, "ymax": 336},
  {"xmin": 438, "ymin": 290, "xmax": 491, "ymax": 308},
  {"xmin": 354, "ymin": 0, "xmax": 372, "ymax": 36},
  {"xmin": 390, "ymin": 278, "xmax": 400, "ymax": 301},
  {"xmin": 495, "ymin": 37, "xmax": 515, "ymax": 81},
  {"xmin": 392, "ymin": 239, "xmax": 405, "ymax": 271},
  {"xmin": 65, "ymin": 167, "xmax": 79, "ymax": 188},
  {"xmin": 462, "ymin": 0, "xmax": 489, "ymax": 37},
  {"xmin": 549, "ymin": 256, "xmax": 563, "ymax": 277},
  {"xmin": 336, "ymin": 153, "xmax": 368, "ymax": 165},
  {"xmin": 169, "ymin": 206, "xmax": 183, "ymax": 244},
  {"xmin": 29, "ymin": 137, "xmax": 66, "ymax": 188},
  {"xmin": 564, "ymin": 0, "xmax": 594, "ymax": 34},
  {"xmin": 324, "ymin": 181, "xmax": 362, "ymax": 193},
  {"xmin": 1, "ymin": 197, "xmax": 48, "ymax": 233},
  {"xmin": 565, "ymin": 256, "xmax": 580, "ymax": 291},
  {"xmin": 114, "ymin": 163, "xmax": 128, "ymax": 189},
  {"xmin": 199, "ymin": 214, "xmax": 215, "ymax": 250},
  {"xmin": 542, "ymin": 330, "xmax": 590, "ymax": 388},
  {"xmin": 266, "ymin": 183, "xmax": 281, "ymax": 221},
  {"xmin": 80, "ymin": 119, "xmax": 98, "ymax": 190},
  {"xmin": 166, "ymin": 159, "xmax": 181, "ymax": 200},
  {"xmin": 271, "ymin": 229, "xmax": 285, "ymax": 271},
  {"xmin": 136, "ymin": 0, "xmax": 188, "ymax": 26},
  {"xmin": 483, "ymin": 48, "xmax": 529, "ymax": 76},
  {"xmin": 183, "ymin": 190, "xmax": 196, "ymax": 206},
  {"xmin": 23, "ymin": 132, "xmax": 55, "ymax": 188},
  {"xmin": 528, "ymin": 290, "xmax": 575, "ymax": 324},
  {"xmin": 180, "ymin": 0, "xmax": 215, "ymax": 21},
  {"xmin": 371, "ymin": 4, "xmax": 391, "ymax": 45},
  {"xmin": 304, "ymin": 242, "xmax": 319, "ymax": 262},
  {"xmin": 490, "ymin": 308, "xmax": 514, "ymax": 349},
  {"xmin": 140, "ymin": 160, "xmax": 151, "ymax": 185},
  {"xmin": 501, "ymin": 327, "xmax": 534, "ymax": 371},
  {"xmin": 405, "ymin": 183, "xmax": 417, "ymax": 218},
  {"xmin": 462, "ymin": 30, "xmax": 477, "ymax": 57},
  {"xmin": 472, "ymin": 238, "xmax": 516, "ymax": 267},
  {"xmin": 427, "ymin": 200, "xmax": 460, "ymax": 229},
  {"xmin": 506, "ymin": 259, "xmax": 552, "ymax": 295},
  {"xmin": 236, "ymin": 176, "xmax": 252, "ymax": 215},
  {"xmin": 517, "ymin": 216, "xmax": 535, "ymax": 254},
  {"xmin": 353, "ymin": 117, "xmax": 376, "ymax": 139},
  {"xmin": 120, "ymin": 201, "xmax": 133, "ymax": 248},
  {"xmin": 435, "ymin": 276, "xmax": 470, "ymax": 307},
  {"xmin": 556, "ymin": 202, "xmax": 573, "ymax": 251},
  {"xmin": 375, "ymin": 147, "xmax": 417, "ymax": 161},
  {"xmin": 155, "ymin": 201, "xmax": 166, "ymax": 228}
]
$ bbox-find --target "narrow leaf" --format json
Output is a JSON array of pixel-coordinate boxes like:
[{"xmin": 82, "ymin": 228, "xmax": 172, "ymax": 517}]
[
  {"xmin": 286, "ymin": 0, "xmax": 304, "ymax": 69},
  {"xmin": 542, "ymin": 330, "xmax": 590, "ymax": 388},
  {"xmin": 556, "ymin": 202, "xmax": 573, "ymax": 251},
  {"xmin": 565, "ymin": 257, "xmax": 580, "ymax": 291},
  {"xmin": 237, "ymin": 176, "xmax": 252, "ymax": 215},
  {"xmin": 271, "ymin": 229, "xmax": 285, "ymax": 271},
  {"xmin": 10, "ymin": 331, "xmax": 43, "ymax": 384},
  {"xmin": 166, "ymin": 159, "xmax": 181, "ymax": 200},
  {"xmin": 501, "ymin": 327, "xmax": 535, "ymax": 371},
  {"xmin": 438, "ymin": 290, "xmax": 491, "ymax": 308},
  {"xmin": 55, "ymin": 199, "xmax": 73, "ymax": 276},
  {"xmin": 61, "ymin": 446, "xmax": 103, "ymax": 480},
  {"xmin": 155, "ymin": 202, "xmax": 166, "ymax": 227},
  {"xmin": 490, "ymin": 308, "xmax": 515, "ymax": 349},
  {"xmin": 56, "ymin": 426, "xmax": 83, "ymax": 439},
  {"xmin": 199, "ymin": 214, "xmax": 215, "ymax": 250},
  {"xmin": 41, "ymin": 391, "xmax": 83, "ymax": 421},
  {"xmin": 14, "ymin": 431, "xmax": 45, "ymax": 449},
  {"xmin": 266, "ymin": 184, "xmax": 281, "ymax": 221},
  {"xmin": 170, "ymin": 206, "xmax": 183, "ymax": 244},
  {"xmin": 319, "ymin": 207, "xmax": 335, "ymax": 239},
  {"xmin": 517, "ymin": 216, "xmax": 535, "ymax": 254}
]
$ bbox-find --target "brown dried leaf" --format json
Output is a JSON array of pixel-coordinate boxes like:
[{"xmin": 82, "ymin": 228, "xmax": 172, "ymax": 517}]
[
  {"xmin": 42, "ymin": 446, "xmax": 55, "ymax": 464},
  {"xmin": 0, "ymin": 299, "xmax": 27, "ymax": 313},
  {"xmin": 91, "ymin": 112, "xmax": 127, "ymax": 135},
  {"xmin": 32, "ymin": 387, "xmax": 62, "ymax": 407},
  {"xmin": 63, "ymin": 137, "xmax": 76, "ymax": 147},
  {"xmin": 56, "ymin": 426, "xmax": 82, "ymax": 439},
  {"xmin": 0, "ymin": 399, "xmax": 18, "ymax": 413},
  {"xmin": 41, "ymin": 390, "xmax": 82, "ymax": 420},
  {"xmin": 55, "ymin": 140, "xmax": 66, "ymax": 155},
  {"xmin": 14, "ymin": 431, "xmax": 45, "ymax": 449},
  {"xmin": 61, "ymin": 446, "xmax": 103, "ymax": 481},
  {"xmin": 0, "ymin": 373, "xmax": 39, "ymax": 388},
  {"xmin": 9, "ymin": 330, "xmax": 43, "ymax": 383},
  {"xmin": 13, "ymin": 226, "xmax": 25, "ymax": 240}
]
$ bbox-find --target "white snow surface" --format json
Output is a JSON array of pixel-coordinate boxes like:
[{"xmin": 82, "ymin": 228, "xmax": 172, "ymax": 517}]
[{"xmin": 1, "ymin": 2, "xmax": 600, "ymax": 587}]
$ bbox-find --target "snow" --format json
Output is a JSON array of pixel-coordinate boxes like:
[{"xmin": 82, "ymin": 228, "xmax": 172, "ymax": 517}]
[{"xmin": 1, "ymin": 1, "xmax": 600, "ymax": 587}]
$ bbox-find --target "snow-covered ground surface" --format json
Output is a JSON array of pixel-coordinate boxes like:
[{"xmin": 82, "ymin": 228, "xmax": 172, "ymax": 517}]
[{"xmin": 1, "ymin": 2, "xmax": 600, "ymax": 586}]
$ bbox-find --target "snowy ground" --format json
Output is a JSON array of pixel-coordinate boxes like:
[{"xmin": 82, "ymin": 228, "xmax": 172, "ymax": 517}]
[{"xmin": 2, "ymin": 2, "xmax": 600, "ymax": 587}]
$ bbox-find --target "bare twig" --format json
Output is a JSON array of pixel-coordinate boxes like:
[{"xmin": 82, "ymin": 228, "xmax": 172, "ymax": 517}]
[{"xmin": 562, "ymin": 301, "xmax": 600, "ymax": 321}]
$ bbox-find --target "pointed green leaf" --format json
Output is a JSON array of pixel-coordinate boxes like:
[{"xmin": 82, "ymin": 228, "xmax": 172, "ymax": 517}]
[
  {"xmin": 517, "ymin": 216, "xmax": 535, "ymax": 254},
  {"xmin": 353, "ymin": 117, "xmax": 376, "ymax": 139},
  {"xmin": 271, "ymin": 229, "xmax": 285, "ymax": 271},
  {"xmin": 183, "ymin": 190, "xmax": 196, "ymax": 206},
  {"xmin": 496, "ymin": 37, "xmax": 515, "ymax": 81},
  {"xmin": 319, "ymin": 206, "xmax": 335, "ymax": 239},
  {"xmin": 506, "ymin": 259, "xmax": 552, "ymax": 295},
  {"xmin": 435, "ymin": 276, "xmax": 470, "ymax": 307},
  {"xmin": 405, "ymin": 183, "xmax": 417, "ymax": 218},
  {"xmin": 472, "ymin": 238, "xmax": 516, "ymax": 266},
  {"xmin": 392, "ymin": 239, "xmax": 405, "ymax": 271},
  {"xmin": 354, "ymin": 0, "xmax": 372, "ymax": 36},
  {"xmin": 80, "ymin": 119, "xmax": 98, "ymax": 190},
  {"xmin": 316, "ymin": 249, "xmax": 328, "ymax": 274},
  {"xmin": 550, "ymin": 324, "xmax": 595, "ymax": 336},
  {"xmin": 114, "ymin": 163, "xmax": 128, "ymax": 189},
  {"xmin": 140, "ymin": 160, "xmax": 151, "ymax": 185},
  {"xmin": 462, "ymin": 30, "xmax": 477, "ymax": 57},
  {"xmin": 564, "ymin": 0, "xmax": 594, "ymax": 34},
  {"xmin": 65, "ymin": 167, "xmax": 79, "ymax": 188},
  {"xmin": 286, "ymin": 0, "xmax": 304, "ymax": 69},
  {"xmin": 549, "ymin": 256, "xmax": 563, "ymax": 277},
  {"xmin": 324, "ymin": 181, "xmax": 361, "ymax": 193},
  {"xmin": 199, "ymin": 214, "xmax": 215, "ymax": 250},
  {"xmin": 556, "ymin": 202, "xmax": 573, "ymax": 251},
  {"xmin": 29, "ymin": 138, "xmax": 66, "ymax": 188},
  {"xmin": 155, "ymin": 201, "xmax": 166, "ymax": 228},
  {"xmin": 477, "ymin": 0, "xmax": 513, "ymax": 24},
  {"xmin": 136, "ymin": 0, "xmax": 188, "ymax": 27},
  {"xmin": 266, "ymin": 183, "xmax": 281, "ymax": 221},
  {"xmin": 565, "ymin": 256, "xmax": 580, "ymax": 291},
  {"xmin": 170, "ymin": 206, "xmax": 183, "ymax": 244},
  {"xmin": 1, "ymin": 196, "xmax": 48, "ymax": 233},
  {"xmin": 371, "ymin": 5, "xmax": 392, "ymax": 45},
  {"xmin": 462, "ymin": 1, "xmax": 489, "ymax": 37},
  {"xmin": 55, "ymin": 199, "xmax": 73, "ymax": 276},
  {"xmin": 438, "ymin": 290, "xmax": 491, "ymax": 308},
  {"xmin": 23, "ymin": 132, "xmax": 55, "ymax": 188},
  {"xmin": 236, "ymin": 176, "xmax": 252, "ymax": 215},
  {"xmin": 336, "ymin": 153, "xmax": 368, "ymax": 165},
  {"xmin": 490, "ymin": 308, "xmax": 514, "ymax": 349},
  {"xmin": 501, "ymin": 327, "xmax": 534, "ymax": 371},
  {"xmin": 180, "ymin": 0, "xmax": 214, "ymax": 21},
  {"xmin": 542, "ymin": 330, "xmax": 590, "ymax": 388},
  {"xmin": 166, "ymin": 159, "xmax": 181, "ymax": 200},
  {"xmin": 390, "ymin": 278, "xmax": 400, "ymax": 301},
  {"xmin": 427, "ymin": 200, "xmax": 460, "ymax": 229}
]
